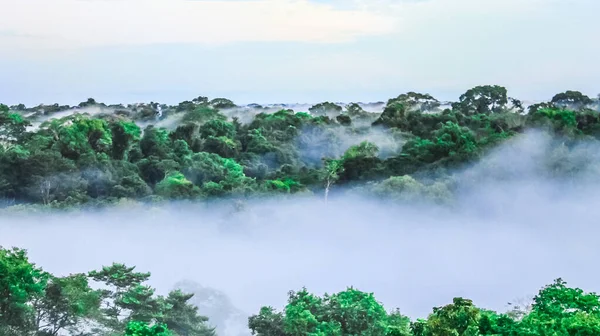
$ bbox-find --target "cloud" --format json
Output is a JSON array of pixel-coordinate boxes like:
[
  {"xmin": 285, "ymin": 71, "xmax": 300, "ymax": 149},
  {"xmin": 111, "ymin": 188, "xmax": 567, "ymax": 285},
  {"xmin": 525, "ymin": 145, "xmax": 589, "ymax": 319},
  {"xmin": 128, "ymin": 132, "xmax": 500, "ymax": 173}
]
[{"xmin": 0, "ymin": 0, "xmax": 396, "ymax": 50}]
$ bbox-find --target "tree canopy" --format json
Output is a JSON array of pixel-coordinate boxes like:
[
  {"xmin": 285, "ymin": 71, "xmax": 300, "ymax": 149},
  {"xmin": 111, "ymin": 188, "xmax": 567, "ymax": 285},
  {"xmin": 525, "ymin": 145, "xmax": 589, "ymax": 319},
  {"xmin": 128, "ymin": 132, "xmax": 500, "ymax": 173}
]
[{"xmin": 0, "ymin": 87, "xmax": 598, "ymax": 209}]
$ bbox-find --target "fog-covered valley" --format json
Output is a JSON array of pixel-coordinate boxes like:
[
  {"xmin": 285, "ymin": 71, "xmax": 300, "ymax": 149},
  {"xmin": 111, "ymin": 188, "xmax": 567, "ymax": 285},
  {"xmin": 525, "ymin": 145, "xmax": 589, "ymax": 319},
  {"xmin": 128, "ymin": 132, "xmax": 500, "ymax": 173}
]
[
  {"xmin": 3, "ymin": 88, "xmax": 600, "ymax": 335},
  {"xmin": 3, "ymin": 131, "xmax": 600, "ymax": 335}
]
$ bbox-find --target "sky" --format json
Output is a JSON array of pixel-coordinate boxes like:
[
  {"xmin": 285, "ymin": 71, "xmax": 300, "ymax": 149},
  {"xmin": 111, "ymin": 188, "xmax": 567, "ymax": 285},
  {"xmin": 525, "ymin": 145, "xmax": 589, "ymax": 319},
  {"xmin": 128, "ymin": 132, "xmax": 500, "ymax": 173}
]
[{"xmin": 0, "ymin": 0, "xmax": 598, "ymax": 106}]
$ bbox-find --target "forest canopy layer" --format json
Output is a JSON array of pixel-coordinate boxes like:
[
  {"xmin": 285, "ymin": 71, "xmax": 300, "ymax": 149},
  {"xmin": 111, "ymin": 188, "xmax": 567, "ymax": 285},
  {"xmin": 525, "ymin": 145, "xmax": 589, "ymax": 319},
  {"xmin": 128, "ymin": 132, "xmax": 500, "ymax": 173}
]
[{"xmin": 1, "ymin": 87, "xmax": 599, "ymax": 209}]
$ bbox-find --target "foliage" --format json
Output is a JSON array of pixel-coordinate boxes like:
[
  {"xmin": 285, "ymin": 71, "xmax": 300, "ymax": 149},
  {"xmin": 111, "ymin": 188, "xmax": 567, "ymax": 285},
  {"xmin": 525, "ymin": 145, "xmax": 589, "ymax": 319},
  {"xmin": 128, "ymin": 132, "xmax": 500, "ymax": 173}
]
[
  {"xmin": 1, "ymin": 88, "xmax": 599, "ymax": 207},
  {"xmin": 0, "ymin": 247, "xmax": 214, "ymax": 336},
  {"xmin": 124, "ymin": 321, "xmax": 172, "ymax": 336}
]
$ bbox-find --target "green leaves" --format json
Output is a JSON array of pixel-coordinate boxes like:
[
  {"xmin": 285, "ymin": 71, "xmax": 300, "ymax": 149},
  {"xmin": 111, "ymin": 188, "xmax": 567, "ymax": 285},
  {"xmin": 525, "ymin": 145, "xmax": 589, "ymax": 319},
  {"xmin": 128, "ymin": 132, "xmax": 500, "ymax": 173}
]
[
  {"xmin": 36, "ymin": 273, "xmax": 102, "ymax": 335},
  {"xmin": 125, "ymin": 321, "xmax": 172, "ymax": 336},
  {"xmin": 155, "ymin": 171, "xmax": 200, "ymax": 199},
  {"xmin": 89, "ymin": 263, "xmax": 214, "ymax": 335},
  {"xmin": 0, "ymin": 246, "xmax": 48, "ymax": 333},
  {"xmin": 0, "ymin": 107, "xmax": 31, "ymax": 142},
  {"xmin": 452, "ymin": 85, "xmax": 509, "ymax": 115},
  {"xmin": 250, "ymin": 287, "xmax": 408, "ymax": 336}
]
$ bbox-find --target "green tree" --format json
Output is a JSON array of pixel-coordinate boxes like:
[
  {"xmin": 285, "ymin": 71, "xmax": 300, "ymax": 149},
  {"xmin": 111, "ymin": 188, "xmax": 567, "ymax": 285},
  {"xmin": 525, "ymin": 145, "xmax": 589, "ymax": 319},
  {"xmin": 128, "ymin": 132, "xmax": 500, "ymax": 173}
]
[
  {"xmin": 322, "ymin": 159, "xmax": 344, "ymax": 203},
  {"xmin": 249, "ymin": 307, "xmax": 287, "ymax": 336},
  {"xmin": 309, "ymin": 102, "xmax": 343, "ymax": 116},
  {"xmin": 0, "ymin": 246, "xmax": 48, "ymax": 335},
  {"xmin": 209, "ymin": 98, "xmax": 236, "ymax": 109},
  {"xmin": 157, "ymin": 290, "xmax": 216, "ymax": 336},
  {"xmin": 551, "ymin": 90, "xmax": 592, "ymax": 110},
  {"xmin": 0, "ymin": 108, "xmax": 30, "ymax": 142},
  {"xmin": 88, "ymin": 263, "xmax": 153, "ymax": 332},
  {"xmin": 112, "ymin": 121, "xmax": 142, "ymax": 160},
  {"xmin": 452, "ymin": 85, "xmax": 509, "ymax": 115},
  {"xmin": 124, "ymin": 321, "xmax": 172, "ymax": 336},
  {"xmin": 421, "ymin": 297, "xmax": 482, "ymax": 336},
  {"xmin": 33, "ymin": 274, "xmax": 102, "ymax": 335},
  {"xmin": 155, "ymin": 171, "xmax": 200, "ymax": 199}
]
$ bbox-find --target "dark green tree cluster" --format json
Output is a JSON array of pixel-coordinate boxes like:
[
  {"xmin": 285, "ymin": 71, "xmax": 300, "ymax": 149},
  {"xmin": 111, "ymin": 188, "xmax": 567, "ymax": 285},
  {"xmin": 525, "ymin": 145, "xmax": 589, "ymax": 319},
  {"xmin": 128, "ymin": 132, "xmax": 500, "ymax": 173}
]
[
  {"xmin": 0, "ymin": 246, "xmax": 215, "ymax": 336},
  {"xmin": 250, "ymin": 279, "xmax": 600, "ymax": 336},
  {"xmin": 1, "ymin": 87, "xmax": 598, "ymax": 208}
]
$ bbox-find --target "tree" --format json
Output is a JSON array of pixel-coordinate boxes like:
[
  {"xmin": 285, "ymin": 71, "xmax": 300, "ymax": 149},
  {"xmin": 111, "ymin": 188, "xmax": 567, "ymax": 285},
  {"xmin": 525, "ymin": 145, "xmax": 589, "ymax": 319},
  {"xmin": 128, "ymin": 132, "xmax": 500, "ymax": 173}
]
[
  {"xmin": 182, "ymin": 106, "xmax": 227, "ymax": 125},
  {"xmin": 0, "ymin": 108, "xmax": 31, "ymax": 142},
  {"xmin": 209, "ymin": 98, "xmax": 236, "ymax": 109},
  {"xmin": 33, "ymin": 274, "xmax": 101, "ymax": 335},
  {"xmin": 452, "ymin": 85, "xmax": 509, "ymax": 115},
  {"xmin": 155, "ymin": 172, "xmax": 200, "ymax": 199},
  {"xmin": 420, "ymin": 297, "xmax": 482, "ymax": 336},
  {"xmin": 551, "ymin": 90, "xmax": 592, "ymax": 110},
  {"xmin": 124, "ymin": 321, "xmax": 172, "ymax": 336},
  {"xmin": 0, "ymin": 246, "xmax": 48, "ymax": 334},
  {"xmin": 112, "ymin": 121, "xmax": 141, "ymax": 160},
  {"xmin": 140, "ymin": 126, "xmax": 171, "ymax": 159},
  {"xmin": 345, "ymin": 103, "xmax": 365, "ymax": 116},
  {"xmin": 309, "ymin": 102, "xmax": 343, "ymax": 116},
  {"xmin": 373, "ymin": 101, "xmax": 409, "ymax": 128},
  {"xmin": 182, "ymin": 152, "xmax": 250, "ymax": 192},
  {"xmin": 250, "ymin": 287, "xmax": 408, "ymax": 336},
  {"xmin": 520, "ymin": 278, "xmax": 600, "ymax": 335},
  {"xmin": 88, "ymin": 263, "xmax": 154, "ymax": 332},
  {"xmin": 249, "ymin": 307, "xmax": 287, "ymax": 336},
  {"xmin": 387, "ymin": 92, "xmax": 440, "ymax": 112},
  {"xmin": 326, "ymin": 288, "xmax": 389, "ymax": 336},
  {"xmin": 157, "ymin": 290, "xmax": 215, "ymax": 336},
  {"xmin": 322, "ymin": 159, "xmax": 343, "ymax": 203}
]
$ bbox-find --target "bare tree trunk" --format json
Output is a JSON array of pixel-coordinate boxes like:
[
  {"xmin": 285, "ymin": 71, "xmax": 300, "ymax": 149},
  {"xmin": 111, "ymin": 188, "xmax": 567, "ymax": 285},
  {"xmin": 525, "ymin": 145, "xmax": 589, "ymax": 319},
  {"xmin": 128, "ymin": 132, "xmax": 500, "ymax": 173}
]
[
  {"xmin": 325, "ymin": 179, "xmax": 331, "ymax": 204},
  {"xmin": 40, "ymin": 179, "xmax": 51, "ymax": 205}
]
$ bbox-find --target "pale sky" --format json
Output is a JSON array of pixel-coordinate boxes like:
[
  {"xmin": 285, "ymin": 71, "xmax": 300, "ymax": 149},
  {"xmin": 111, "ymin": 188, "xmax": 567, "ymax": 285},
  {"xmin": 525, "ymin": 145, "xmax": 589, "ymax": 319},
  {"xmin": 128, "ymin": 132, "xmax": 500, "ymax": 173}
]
[{"xmin": 0, "ymin": 0, "xmax": 598, "ymax": 106}]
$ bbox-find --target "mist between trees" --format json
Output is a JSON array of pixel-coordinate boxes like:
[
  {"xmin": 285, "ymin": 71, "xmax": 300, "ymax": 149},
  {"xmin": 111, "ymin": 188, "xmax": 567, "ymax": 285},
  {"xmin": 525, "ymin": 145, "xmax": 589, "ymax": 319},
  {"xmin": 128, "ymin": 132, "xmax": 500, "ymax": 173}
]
[{"xmin": 2, "ymin": 87, "xmax": 600, "ymax": 335}]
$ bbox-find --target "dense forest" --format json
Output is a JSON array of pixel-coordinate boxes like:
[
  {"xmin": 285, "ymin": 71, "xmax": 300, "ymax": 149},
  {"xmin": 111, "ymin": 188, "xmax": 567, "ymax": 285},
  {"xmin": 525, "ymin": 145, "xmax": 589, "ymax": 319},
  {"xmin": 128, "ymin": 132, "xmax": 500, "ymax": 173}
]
[
  {"xmin": 2, "ymin": 246, "xmax": 600, "ymax": 336},
  {"xmin": 2, "ymin": 87, "xmax": 600, "ymax": 335},
  {"xmin": 1, "ymin": 86, "xmax": 599, "ymax": 210}
]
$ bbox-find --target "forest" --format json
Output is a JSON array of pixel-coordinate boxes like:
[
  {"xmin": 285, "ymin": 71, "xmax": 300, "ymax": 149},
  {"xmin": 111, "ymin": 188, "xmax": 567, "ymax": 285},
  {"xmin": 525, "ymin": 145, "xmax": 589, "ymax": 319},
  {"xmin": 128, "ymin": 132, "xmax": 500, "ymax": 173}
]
[
  {"xmin": 2, "ymin": 246, "xmax": 600, "ymax": 336},
  {"xmin": 2, "ymin": 86, "xmax": 600, "ymax": 335},
  {"xmin": 0, "ymin": 86, "xmax": 599, "ymax": 210}
]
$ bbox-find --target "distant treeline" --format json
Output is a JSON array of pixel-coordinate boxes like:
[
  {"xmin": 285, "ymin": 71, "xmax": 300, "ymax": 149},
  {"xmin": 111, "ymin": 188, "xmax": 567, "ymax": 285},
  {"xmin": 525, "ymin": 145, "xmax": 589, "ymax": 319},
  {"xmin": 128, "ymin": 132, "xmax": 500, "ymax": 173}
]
[
  {"xmin": 2, "ymin": 245, "xmax": 599, "ymax": 336},
  {"xmin": 1, "ymin": 87, "xmax": 599, "ymax": 209}
]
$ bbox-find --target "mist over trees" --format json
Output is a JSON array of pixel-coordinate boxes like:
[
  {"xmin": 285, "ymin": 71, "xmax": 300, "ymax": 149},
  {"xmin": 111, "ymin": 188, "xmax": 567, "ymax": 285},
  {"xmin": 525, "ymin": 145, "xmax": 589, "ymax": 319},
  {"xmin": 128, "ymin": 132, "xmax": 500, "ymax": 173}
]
[
  {"xmin": 2, "ymin": 86, "xmax": 600, "ymax": 335},
  {"xmin": 1, "ymin": 86, "xmax": 599, "ymax": 210}
]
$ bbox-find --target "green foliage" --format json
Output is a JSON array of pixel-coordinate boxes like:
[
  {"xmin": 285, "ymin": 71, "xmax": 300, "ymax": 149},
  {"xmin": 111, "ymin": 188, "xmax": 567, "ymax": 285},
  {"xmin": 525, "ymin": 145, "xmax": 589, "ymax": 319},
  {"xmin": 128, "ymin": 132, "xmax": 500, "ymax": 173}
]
[
  {"xmin": 182, "ymin": 152, "xmax": 251, "ymax": 195},
  {"xmin": 0, "ymin": 247, "xmax": 214, "ymax": 336},
  {"xmin": 421, "ymin": 297, "xmax": 481, "ymax": 336},
  {"xmin": 155, "ymin": 171, "xmax": 200, "ymax": 199},
  {"xmin": 199, "ymin": 119, "xmax": 236, "ymax": 139},
  {"xmin": 112, "ymin": 121, "xmax": 141, "ymax": 160},
  {"xmin": 36, "ymin": 273, "xmax": 102, "ymax": 335},
  {"xmin": 401, "ymin": 122, "xmax": 478, "ymax": 165},
  {"xmin": 2, "ymin": 88, "xmax": 600, "ymax": 207},
  {"xmin": 309, "ymin": 102, "xmax": 342, "ymax": 116},
  {"xmin": 209, "ymin": 98, "xmax": 236, "ymax": 109},
  {"xmin": 551, "ymin": 90, "xmax": 593, "ymax": 110},
  {"xmin": 183, "ymin": 106, "xmax": 226, "ymax": 124},
  {"xmin": 124, "ymin": 321, "xmax": 172, "ymax": 336},
  {"xmin": 452, "ymin": 85, "xmax": 509, "ymax": 115},
  {"xmin": 0, "ymin": 246, "xmax": 48, "ymax": 333},
  {"xmin": 370, "ymin": 176, "xmax": 452, "ymax": 204},
  {"xmin": 88, "ymin": 263, "xmax": 214, "ymax": 335},
  {"xmin": 0, "ymin": 109, "xmax": 31, "ymax": 142},
  {"xmin": 250, "ymin": 287, "xmax": 412, "ymax": 336},
  {"xmin": 264, "ymin": 178, "xmax": 302, "ymax": 194},
  {"xmin": 343, "ymin": 141, "xmax": 379, "ymax": 160}
]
